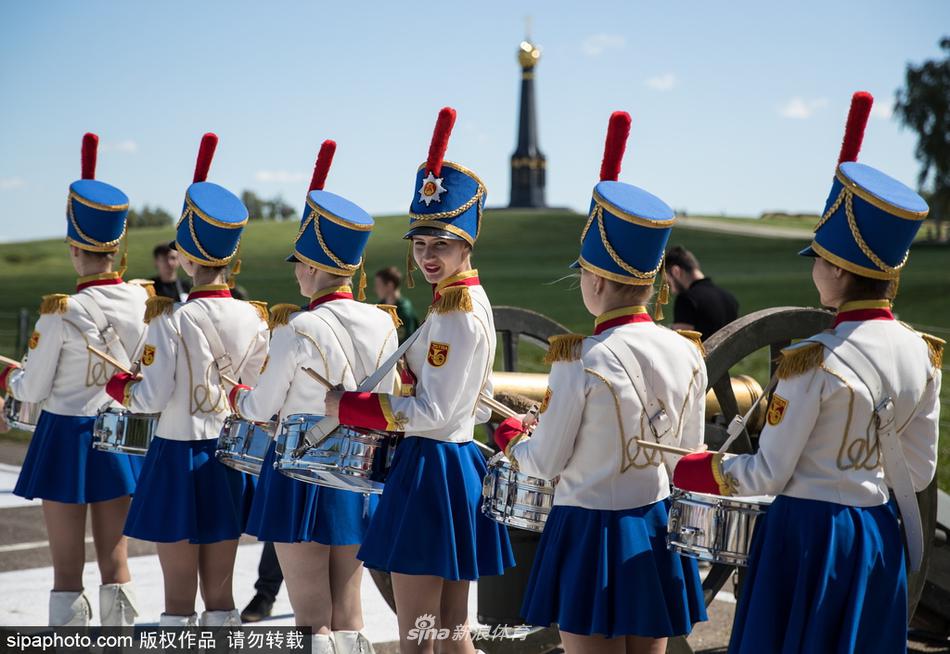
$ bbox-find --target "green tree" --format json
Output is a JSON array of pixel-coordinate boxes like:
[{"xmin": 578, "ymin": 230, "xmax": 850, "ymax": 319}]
[
  {"xmin": 895, "ymin": 37, "xmax": 950, "ymax": 240},
  {"xmin": 127, "ymin": 205, "xmax": 174, "ymax": 228}
]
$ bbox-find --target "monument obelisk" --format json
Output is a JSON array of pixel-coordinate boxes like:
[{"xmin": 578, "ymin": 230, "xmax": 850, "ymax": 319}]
[{"xmin": 509, "ymin": 33, "xmax": 546, "ymax": 208}]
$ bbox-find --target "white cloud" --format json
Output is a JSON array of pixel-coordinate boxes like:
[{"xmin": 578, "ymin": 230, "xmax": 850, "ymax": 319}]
[
  {"xmin": 581, "ymin": 34, "xmax": 626, "ymax": 57},
  {"xmin": 645, "ymin": 73, "xmax": 677, "ymax": 92},
  {"xmin": 778, "ymin": 97, "xmax": 828, "ymax": 119},
  {"xmin": 0, "ymin": 177, "xmax": 25, "ymax": 190},
  {"xmin": 255, "ymin": 170, "xmax": 308, "ymax": 184},
  {"xmin": 101, "ymin": 140, "xmax": 138, "ymax": 154},
  {"xmin": 871, "ymin": 102, "xmax": 893, "ymax": 120}
]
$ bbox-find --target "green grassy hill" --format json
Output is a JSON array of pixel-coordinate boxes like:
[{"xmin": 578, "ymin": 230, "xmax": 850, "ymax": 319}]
[{"xmin": 1, "ymin": 209, "xmax": 948, "ymax": 487}]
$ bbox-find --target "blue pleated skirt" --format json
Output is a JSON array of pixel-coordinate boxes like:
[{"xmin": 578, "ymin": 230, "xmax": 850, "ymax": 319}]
[
  {"xmin": 124, "ymin": 436, "xmax": 253, "ymax": 544},
  {"xmin": 521, "ymin": 500, "xmax": 707, "ymax": 638},
  {"xmin": 246, "ymin": 441, "xmax": 377, "ymax": 545},
  {"xmin": 358, "ymin": 436, "xmax": 515, "ymax": 580},
  {"xmin": 730, "ymin": 495, "xmax": 907, "ymax": 654},
  {"xmin": 14, "ymin": 411, "xmax": 141, "ymax": 504}
]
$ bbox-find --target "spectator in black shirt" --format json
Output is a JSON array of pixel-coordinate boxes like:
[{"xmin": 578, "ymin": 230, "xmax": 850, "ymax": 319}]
[
  {"xmin": 150, "ymin": 242, "xmax": 192, "ymax": 301},
  {"xmin": 665, "ymin": 245, "xmax": 739, "ymax": 340}
]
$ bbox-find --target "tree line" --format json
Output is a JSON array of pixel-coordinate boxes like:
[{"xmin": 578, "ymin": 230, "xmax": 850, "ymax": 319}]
[{"xmin": 127, "ymin": 191, "xmax": 297, "ymax": 229}]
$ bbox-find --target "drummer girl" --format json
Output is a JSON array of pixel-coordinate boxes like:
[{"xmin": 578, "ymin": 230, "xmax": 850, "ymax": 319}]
[
  {"xmin": 0, "ymin": 134, "xmax": 151, "ymax": 627},
  {"xmin": 105, "ymin": 134, "xmax": 269, "ymax": 628},
  {"xmin": 492, "ymin": 112, "xmax": 708, "ymax": 654},
  {"xmin": 673, "ymin": 92, "xmax": 942, "ymax": 653},
  {"xmin": 323, "ymin": 108, "xmax": 515, "ymax": 654},
  {"xmin": 228, "ymin": 140, "xmax": 399, "ymax": 654}
]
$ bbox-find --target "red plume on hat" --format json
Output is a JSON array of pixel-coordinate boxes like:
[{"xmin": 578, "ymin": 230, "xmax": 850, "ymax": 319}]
[
  {"xmin": 193, "ymin": 133, "xmax": 219, "ymax": 183},
  {"xmin": 81, "ymin": 133, "xmax": 98, "ymax": 180},
  {"xmin": 426, "ymin": 107, "xmax": 457, "ymax": 177},
  {"xmin": 838, "ymin": 92, "xmax": 873, "ymax": 165},
  {"xmin": 600, "ymin": 111, "xmax": 632, "ymax": 182},
  {"xmin": 309, "ymin": 140, "xmax": 337, "ymax": 192}
]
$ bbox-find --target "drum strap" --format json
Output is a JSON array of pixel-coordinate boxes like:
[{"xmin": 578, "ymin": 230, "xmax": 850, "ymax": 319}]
[
  {"xmin": 808, "ymin": 332, "xmax": 925, "ymax": 572},
  {"xmin": 312, "ymin": 307, "xmax": 368, "ymax": 389},
  {"xmin": 72, "ymin": 293, "xmax": 134, "ymax": 372},
  {"xmin": 187, "ymin": 304, "xmax": 236, "ymax": 382},
  {"xmin": 593, "ymin": 333, "xmax": 674, "ymax": 443}
]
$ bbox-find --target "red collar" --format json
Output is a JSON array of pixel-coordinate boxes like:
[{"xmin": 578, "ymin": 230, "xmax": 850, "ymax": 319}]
[
  {"xmin": 833, "ymin": 300, "xmax": 894, "ymax": 328},
  {"xmin": 188, "ymin": 284, "xmax": 232, "ymax": 301},
  {"xmin": 593, "ymin": 306, "xmax": 652, "ymax": 335},
  {"xmin": 309, "ymin": 285, "xmax": 354, "ymax": 310},
  {"xmin": 432, "ymin": 270, "xmax": 480, "ymax": 302},
  {"xmin": 76, "ymin": 272, "xmax": 123, "ymax": 292}
]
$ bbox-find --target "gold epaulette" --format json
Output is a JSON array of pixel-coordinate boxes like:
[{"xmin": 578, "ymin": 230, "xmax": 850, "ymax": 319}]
[
  {"xmin": 544, "ymin": 333, "xmax": 585, "ymax": 364},
  {"xmin": 676, "ymin": 329, "xmax": 706, "ymax": 357},
  {"xmin": 921, "ymin": 333, "xmax": 945, "ymax": 369},
  {"xmin": 775, "ymin": 341, "xmax": 825, "ymax": 380},
  {"xmin": 127, "ymin": 279, "xmax": 156, "ymax": 298},
  {"xmin": 144, "ymin": 296, "xmax": 175, "ymax": 324},
  {"xmin": 268, "ymin": 303, "xmax": 301, "ymax": 331},
  {"xmin": 431, "ymin": 286, "xmax": 472, "ymax": 315},
  {"xmin": 377, "ymin": 304, "xmax": 403, "ymax": 328},
  {"xmin": 247, "ymin": 300, "xmax": 269, "ymax": 323},
  {"xmin": 39, "ymin": 294, "xmax": 69, "ymax": 315}
]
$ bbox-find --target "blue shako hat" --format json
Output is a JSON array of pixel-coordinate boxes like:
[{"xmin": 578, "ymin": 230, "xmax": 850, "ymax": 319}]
[
  {"xmin": 405, "ymin": 107, "xmax": 487, "ymax": 245},
  {"xmin": 174, "ymin": 133, "xmax": 249, "ymax": 266},
  {"xmin": 66, "ymin": 133, "xmax": 130, "ymax": 252},
  {"xmin": 799, "ymin": 92, "xmax": 928, "ymax": 280},
  {"xmin": 573, "ymin": 111, "xmax": 675, "ymax": 286}
]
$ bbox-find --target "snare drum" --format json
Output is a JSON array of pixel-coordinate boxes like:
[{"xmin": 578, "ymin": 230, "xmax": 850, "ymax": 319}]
[
  {"xmin": 93, "ymin": 407, "xmax": 159, "ymax": 456},
  {"xmin": 216, "ymin": 416, "xmax": 278, "ymax": 475},
  {"xmin": 274, "ymin": 413, "xmax": 399, "ymax": 494},
  {"xmin": 667, "ymin": 488, "xmax": 772, "ymax": 567},
  {"xmin": 3, "ymin": 397, "xmax": 43, "ymax": 433},
  {"xmin": 481, "ymin": 451, "xmax": 556, "ymax": 533}
]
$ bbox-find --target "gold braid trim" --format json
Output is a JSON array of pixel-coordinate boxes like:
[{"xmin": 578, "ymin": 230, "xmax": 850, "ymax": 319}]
[
  {"xmin": 128, "ymin": 279, "xmax": 156, "ymax": 298},
  {"xmin": 377, "ymin": 304, "xmax": 403, "ymax": 328},
  {"xmin": 921, "ymin": 333, "xmax": 945, "ymax": 369},
  {"xmin": 591, "ymin": 205, "xmax": 664, "ymax": 280},
  {"xmin": 144, "ymin": 296, "xmax": 175, "ymax": 324},
  {"xmin": 544, "ymin": 334, "xmax": 584, "ymax": 364},
  {"xmin": 431, "ymin": 286, "xmax": 473, "ymax": 315},
  {"xmin": 711, "ymin": 452, "xmax": 738, "ymax": 496},
  {"xmin": 776, "ymin": 342, "xmax": 825, "ymax": 380},
  {"xmin": 247, "ymin": 300, "xmax": 269, "ymax": 324},
  {"xmin": 39, "ymin": 294, "xmax": 69, "ymax": 315},
  {"xmin": 676, "ymin": 330, "xmax": 706, "ymax": 357},
  {"xmin": 268, "ymin": 303, "xmax": 301, "ymax": 331},
  {"xmin": 504, "ymin": 432, "xmax": 531, "ymax": 471}
]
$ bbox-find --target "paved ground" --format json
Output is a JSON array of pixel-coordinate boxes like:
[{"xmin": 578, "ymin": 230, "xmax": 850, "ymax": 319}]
[{"xmin": 0, "ymin": 436, "xmax": 946, "ymax": 653}]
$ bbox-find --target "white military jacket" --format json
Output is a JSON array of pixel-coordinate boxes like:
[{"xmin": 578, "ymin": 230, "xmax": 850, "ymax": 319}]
[
  {"xmin": 338, "ymin": 270, "xmax": 495, "ymax": 443},
  {"xmin": 233, "ymin": 286, "xmax": 399, "ymax": 423},
  {"xmin": 122, "ymin": 284, "xmax": 269, "ymax": 441},
  {"xmin": 720, "ymin": 301, "xmax": 942, "ymax": 506},
  {"xmin": 7, "ymin": 274, "xmax": 151, "ymax": 417},
  {"xmin": 508, "ymin": 307, "xmax": 708, "ymax": 511}
]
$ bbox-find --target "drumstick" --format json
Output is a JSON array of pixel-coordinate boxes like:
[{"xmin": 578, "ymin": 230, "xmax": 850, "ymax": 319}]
[
  {"xmin": 634, "ymin": 439, "xmax": 700, "ymax": 456},
  {"xmin": 0, "ymin": 354, "xmax": 20, "ymax": 368},
  {"xmin": 302, "ymin": 367, "xmax": 336, "ymax": 390},
  {"xmin": 86, "ymin": 345, "xmax": 134, "ymax": 375},
  {"xmin": 478, "ymin": 394, "xmax": 520, "ymax": 420}
]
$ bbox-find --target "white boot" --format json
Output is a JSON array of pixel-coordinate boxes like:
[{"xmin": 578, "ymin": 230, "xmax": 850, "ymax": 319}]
[
  {"xmin": 100, "ymin": 583, "xmax": 139, "ymax": 627},
  {"xmin": 332, "ymin": 631, "xmax": 374, "ymax": 654},
  {"xmin": 312, "ymin": 634, "xmax": 336, "ymax": 654},
  {"xmin": 49, "ymin": 590, "xmax": 92, "ymax": 626},
  {"xmin": 199, "ymin": 609, "xmax": 242, "ymax": 627},
  {"xmin": 159, "ymin": 612, "xmax": 198, "ymax": 627}
]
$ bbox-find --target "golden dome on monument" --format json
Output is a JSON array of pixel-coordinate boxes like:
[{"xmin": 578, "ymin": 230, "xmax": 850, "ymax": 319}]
[{"xmin": 518, "ymin": 40, "xmax": 541, "ymax": 68}]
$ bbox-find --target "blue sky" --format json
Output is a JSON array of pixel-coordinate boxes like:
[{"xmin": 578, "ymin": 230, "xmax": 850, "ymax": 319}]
[{"xmin": 1, "ymin": 1, "xmax": 947, "ymax": 241}]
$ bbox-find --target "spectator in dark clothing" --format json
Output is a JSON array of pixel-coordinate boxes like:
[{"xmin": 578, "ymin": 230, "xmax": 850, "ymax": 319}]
[
  {"xmin": 665, "ymin": 246, "xmax": 739, "ymax": 340},
  {"xmin": 373, "ymin": 266, "xmax": 419, "ymax": 343},
  {"xmin": 150, "ymin": 242, "xmax": 192, "ymax": 301},
  {"xmin": 241, "ymin": 542, "xmax": 282, "ymax": 622}
]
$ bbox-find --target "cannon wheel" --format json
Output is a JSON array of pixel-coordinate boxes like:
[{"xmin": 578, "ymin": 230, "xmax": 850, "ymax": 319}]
[
  {"xmin": 369, "ymin": 307, "xmax": 569, "ymax": 652},
  {"xmin": 665, "ymin": 306, "xmax": 938, "ymax": 654}
]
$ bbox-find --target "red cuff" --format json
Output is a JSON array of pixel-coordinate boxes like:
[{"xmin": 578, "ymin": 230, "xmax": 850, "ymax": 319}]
[
  {"xmin": 228, "ymin": 384, "xmax": 251, "ymax": 414},
  {"xmin": 340, "ymin": 392, "xmax": 402, "ymax": 431},
  {"xmin": 493, "ymin": 416, "xmax": 525, "ymax": 452},
  {"xmin": 0, "ymin": 364, "xmax": 19, "ymax": 394},
  {"xmin": 105, "ymin": 372, "xmax": 136, "ymax": 407},
  {"xmin": 673, "ymin": 452, "xmax": 728, "ymax": 495}
]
